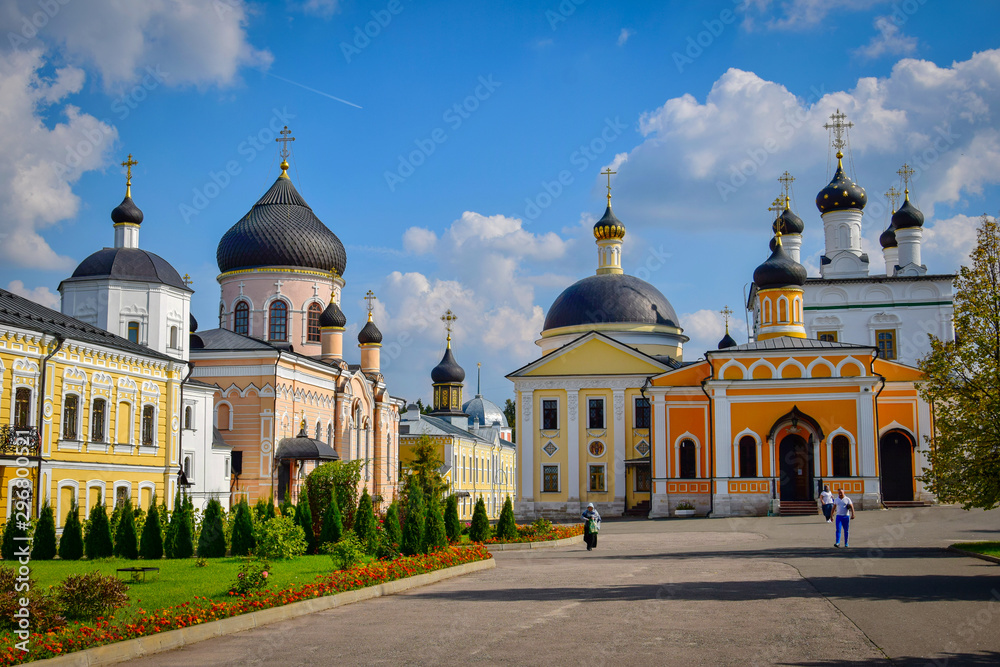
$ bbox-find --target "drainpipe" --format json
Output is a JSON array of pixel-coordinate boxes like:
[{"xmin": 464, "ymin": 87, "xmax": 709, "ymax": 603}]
[
  {"xmin": 870, "ymin": 347, "xmax": 887, "ymax": 508},
  {"xmin": 177, "ymin": 361, "xmax": 193, "ymax": 509},
  {"xmin": 35, "ymin": 335, "xmax": 65, "ymax": 518},
  {"xmin": 700, "ymin": 352, "xmax": 715, "ymax": 518},
  {"xmin": 270, "ymin": 350, "xmax": 282, "ymax": 504}
]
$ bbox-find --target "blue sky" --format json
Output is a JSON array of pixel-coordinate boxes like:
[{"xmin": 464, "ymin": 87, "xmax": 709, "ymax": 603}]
[{"xmin": 2, "ymin": 0, "xmax": 998, "ymax": 405}]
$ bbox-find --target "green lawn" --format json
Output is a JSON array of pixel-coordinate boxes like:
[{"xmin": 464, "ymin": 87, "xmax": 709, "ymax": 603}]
[
  {"xmin": 23, "ymin": 556, "xmax": 334, "ymax": 617},
  {"xmin": 951, "ymin": 541, "xmax": 1000, "ymax": 558}
]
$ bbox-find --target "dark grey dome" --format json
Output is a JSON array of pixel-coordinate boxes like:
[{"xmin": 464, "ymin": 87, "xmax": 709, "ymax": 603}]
[
  {"xmin": 217, "ymin": 176, "xmax": 347, "ymax": 275},
  {"xmin": 593, "ymin": 204, "xmax": 626, "ymax": 240},
  {"xmin": 753, "ymin": 241, "xmax": 807, "ymax": 289},
  {"xmin": 462, "ymin": 394, "xmax": 508, "ymax": 428},
  {"xmin": 319, "ymin": 301, "xmax": 346, "ymax": 328},
  {"xmin": 189, "ymin": 312, "xmax": 198, "ymax": 332},
  {"xmin": 891, "ymin": 196, "xmax": 924, "ymax": 229},
  {"xmin": 879, "ymin": 224, "xmax": 898, "ymax": 249},
  {"xmin": 67, "ymin": 248, "xmax": 189, "ymax": 290},
  {"xmin": 111, "ymin": 195, "xmax": 143, "ymax": 225},
  {"xmin": 772, "ymin": 207, "xmax": 804, "ymax": 235},
  {"xmin": 432, "ymin": 347, "xmax": 465, "ymax": 384},
  {"xmin": 358, "ymin": 319, "xmax": 382, "ymax": 345},
  {"xmin": 543, "ymin": 273, "xmax": 680, "ymax": 331},
  {"xmin": 718, "ymin": 331, "xmax": 738, "ymax": 349},
  {"xmin": 816, "ymin": 160, "xmax": 867, "ymax": 213}
]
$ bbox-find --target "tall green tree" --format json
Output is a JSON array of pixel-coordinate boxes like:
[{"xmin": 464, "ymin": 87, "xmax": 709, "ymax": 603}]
[
  {"xmin": 30, "ymin": 502, "xmax": 57, "ymax": 560},
  {"xmin": 85, "ymin": 503, "xmax": 114, "ymax": 559},
  {"xmin": 59, "ymin": 501, "xmax": 84, "ymax": 560},
  {"xmin": 503, "ymin": 398, "xmax": 516, "ymax": 443},
  {"xmin": 318, "ymin": 490, "xmax": 344, "ymax": 546},
  {"xmin": 408, "ymin": 435, "xmax": 448, "ymax": 501},
  {"xmin": 423, "ymin": 491, "xmax": 447, "ymax": 552},
  {"xmin": 165, "ymin": 493, "xmax": 193, "ymax": 559},
  {"xmin": 230, "ymin": 500, "xmax": 256, "ymax": 556},
  {"xmin": 444, "ymin": 495, "xmax": 461, "ymax": 543},
  {"xmin": 139, "ymin": 495, "xmax": 163, "ymax": 560},
  {"xmin": 353, "ymin": 488, "xmax": 377, "ymax": 553},
  {"xmin": 198, "ymin": 498, "xmax": 227, "ymax": 558},
  {"xmin": 382, "ymin": 500, "xmax": 402, "ymax": 551},
  {"xmin": 469, "ymin": 497, "xmax": 490, "ymax": 543},
  {"xmin": 113, "ymin": 497, "xmax": 139, "ymax": 560},
  {"xmin": 919, "ymin": 214, "xmax": 1000, "ymax": 509},
  {"xmin": 305, "ymin": 460, "xmax": 363, "ymax": 531},
  {"xmin": 495, "ymin": 496, "xmax": 517, "ymax": 541},
  {"xmin": 400, "ymin": 478, "xmax": 425, "ymax": 556},
  {"xmin": 294, "ymin": 498, "xmax": 317, "ymax": 555}
]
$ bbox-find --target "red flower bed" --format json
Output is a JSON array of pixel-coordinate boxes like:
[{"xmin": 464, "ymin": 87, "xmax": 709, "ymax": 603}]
[
  {"xmin": 0, "ymin": 545, "xmax": 491, "ymax": 665},
  {"xmin": 484, "ymin": 524, "xmax": 584, "ymax": 544}
]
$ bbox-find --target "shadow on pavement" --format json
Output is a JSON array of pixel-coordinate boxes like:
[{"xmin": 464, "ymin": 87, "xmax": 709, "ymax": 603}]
[
  {"xmin": 782, "ymin": 650, "xmax": 1000, "ymax": 666},
  {"xmin": 609, "ymin": 546, "xmax": 967, "ymax": 562}
]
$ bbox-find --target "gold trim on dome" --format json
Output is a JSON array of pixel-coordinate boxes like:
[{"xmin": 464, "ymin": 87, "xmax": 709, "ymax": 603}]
[{"xmin": 217, "ymin": 267, "xmax": 342, "ymax": 280}]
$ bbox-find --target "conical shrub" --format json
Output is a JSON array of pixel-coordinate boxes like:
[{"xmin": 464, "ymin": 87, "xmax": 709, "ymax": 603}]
[
  {"xmin": 85, "ymin": 503, "xmax": 114, "ymax": 559},
  {"xmin": 165, "ymin": 494, "xmax": 193, "ymax": 559},
  {"xmin": 318, "ymin": 490, "xmax": 344, "ymax": 547},
  {"xmin": 30, "ymin": 502, "xmax": 57, "ymax": 560},
  {"xmin": 444, "ymin": 495, "xmax": 461, "ymax": 543},
  {"xmin": 423, "ymin": 492, "xmax": 447, "ymax": 552},
  {"xmin": 382, "ymin": 501, "xmax": 402, "ymax": 551},
  {"xmin": 198, "ymin": 498, "xmax": 227, "ymax": 558},
  {"xmin": 469, "ymin": 497, "xmax": 490, "ymax": 543},
  {"xmin": 353, "ymin": 489, "xmax": 376, "ymax": 554},
  {"xmin": 113, "ymin": 498, "xmax": 139, "ymax": 560},
  {"xmin": 294, "ymin": 498, "xmax": 316, "ymax": 555},
  {"xmin": 59, "ymin": 501, "xmax": 84, "ymax": 560},
  {"xmin": 230, "ymin": 500, "xmax": 256, "ymax": 556},
  {"xmin": 139, "ymin": 495, "xmax": 163, "ymax": 560},
  {"xmin": 495, "ymin": 496, "xmax": 517, "ymax": 541},
  {"xmin": 400, "ymin": 479, "xmax": 424, "ymax": 556}
]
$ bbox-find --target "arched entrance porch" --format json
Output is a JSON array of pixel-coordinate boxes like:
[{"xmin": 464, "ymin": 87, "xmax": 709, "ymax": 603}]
[{"xmin": 879, "ymin": 429, "xmax": 914, "ymax": 502}]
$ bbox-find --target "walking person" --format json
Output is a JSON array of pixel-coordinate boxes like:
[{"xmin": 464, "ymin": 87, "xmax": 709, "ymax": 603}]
[
  {"xmin": 820, "ymin": 485, "xmax": 835, "ymax": 523},
  {"xmin": 582, "ymin": 502, "xmax": 601, "ymax": 551},
  {"xmin": 832, "ymin": 488, "xmax": 855, "ymax": 548}
]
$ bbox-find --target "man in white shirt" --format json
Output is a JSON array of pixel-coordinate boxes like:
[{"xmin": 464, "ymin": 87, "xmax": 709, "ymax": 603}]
[
  {"xmin": 819, "ymin": 485, "xmax": 835, "ymax": 523},
  {"xmin": 833, "ymin": 489, "xmax": 855, "ymax": 548}
]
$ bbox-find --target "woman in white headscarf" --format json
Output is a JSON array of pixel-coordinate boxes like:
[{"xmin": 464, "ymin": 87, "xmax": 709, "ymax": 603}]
[{"xmin": 581, "ymin": 503, "xmax": 601, "ymax": 551}]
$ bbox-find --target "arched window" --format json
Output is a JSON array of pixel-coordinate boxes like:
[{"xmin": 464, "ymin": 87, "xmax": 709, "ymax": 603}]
[
  {"xmin": 127, "ymin": 321, "xmax": 140, "ymax": 344},
  {"xmin": 169, "ymin": 325, "xmax": 178, "ymax": 349},
  {"xmin": 832, "ymin": 435, "xmax": 851, "ymax": 477},
  {"xmin": 739, "ymin": 436, "xmax": 757, "ymax": 477},
  {"xmin": 141, "ymin": 405, "xmax": 155, "ymax": 446},
  {"xmin": 91, "ymin": 398, "xmax": 107, "ymax": 442},
  {"xmin": 763, "ymin": 298, "xmax": 772, "ymax": 324},
  {"xmin": 307, "ymin": 302, "xmax": 322, "ymax": 342},
  {"xmin": 14, "ymin": 387, "xmax": 31, "ymax": 428},
  {"xmin": 63, "ymin": 395, "xmax": 79, "ymax": 440},
  {"xmin": 184, "ymin": 406, "xmax": 193, "ymax": 430},
  {"xmin": 216, "ymin": 403, "xmax": 231, "ymax": 430},
  {"xmin": 234, "ymin": 301, "xmax": 250, "ymax": 336},
  {"xmin": 269, "ymin": 301, "xmax": 288, "ymax": 341},
  {"xmin": 679, "ymin": 439, "xmax": 696, "ymax": 479},
  {"xmin": 778, "ymin": 298, "xmax": 788, "ymax": 323}
]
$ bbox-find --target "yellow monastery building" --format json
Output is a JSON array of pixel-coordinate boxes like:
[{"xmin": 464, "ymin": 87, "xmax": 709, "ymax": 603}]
[{"xmin": 510, "ymin": 168, "xmax": 932, "ymax": 519}]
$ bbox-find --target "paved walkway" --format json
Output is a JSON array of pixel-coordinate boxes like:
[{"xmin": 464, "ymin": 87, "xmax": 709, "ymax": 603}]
[{"xmin": 129, "ymin": 506, "xmax": 1000, "ymax": 666}]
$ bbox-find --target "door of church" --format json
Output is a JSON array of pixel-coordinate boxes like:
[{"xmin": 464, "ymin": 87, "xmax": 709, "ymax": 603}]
[
  {"xmin": 277, "ymin": 460, "xmax": 291, "ymax": 502},
  {"xmin": 879, "ymin": 431, "xmax": 914, "ymax": 501},
  {"xmin": 778, "ymin": 434, "xmax": 812, "ymax": 501}
]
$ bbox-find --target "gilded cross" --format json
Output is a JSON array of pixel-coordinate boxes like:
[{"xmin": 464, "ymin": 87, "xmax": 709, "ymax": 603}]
[
  {"xmin": 720, "ymin": 305, "xmax": 733, "ymax": 330},
  {"xmin": 364, "ymin": 290, "xmax": 377, "ymax": 315},
  {"xmin": 441, "ymin": 309, "xmax": 457, "ymax": 346},
  {"xmin": 769, "ymin": 196, "xmax": 786, "ymax": 238},
  {"xmin": 601, "ymin": 167, "xmax": 617, "ymax": 204},
  {"xmin": 897, "ymin": 163, "xmax": 915, "ymax": 194},
  {"xmin": 823, "ymin": 109, "xmax": 854, "ymax": 152},
  {"xmin": 182, "ymin": 273, "xmax": 193, "ymax": 287},
  {"xmin": 778, "ymin": 171, "xmax": 795, "ymax": 203},
  {"xmin": 276, "ymin": 126, "xmax": 295, "ymax": 159},
  {"xmin": 121, "ymin": 153, "xmax": 138, "ymax": 196},
  {"xmin": 884, "ymin": 186, "xmax": 901, "ymax": 213}
]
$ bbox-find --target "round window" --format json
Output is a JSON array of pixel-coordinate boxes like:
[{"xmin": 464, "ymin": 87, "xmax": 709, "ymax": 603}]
[{"xmin": 589, "ymin": 441, "xmax": 605, "ymax": 457}]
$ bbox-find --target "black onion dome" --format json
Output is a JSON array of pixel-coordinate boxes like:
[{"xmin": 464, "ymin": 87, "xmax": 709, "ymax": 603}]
[
  {"xmin": 879, "ymin": 224, "xmax": 898, "ymax": 249},
  {"xmin": 593, "ymin": 205, "xmax": 626, "ymax": 240},
  {"xmin": 816, "ymin": 161, "xmax": 867, "ymax": 213},
  {"xmin": 111, "ymin": 196, "xmax": 144, "ymax": 224},
  {"xmin": 891, "ymin": 196, "xmax": 924, "ymax": 229},
  {"xmin": 543, "ymin": 273, "xmax": 680, "ymax": 331},
  {"xmin": 319, "ymin": 301, "xmax": 347, "ymax": 328},
  {"xmin": 431, "ymin": 346, "xmax": 465, "ymax": 383},
  {"xmin": 753, "ymin": 241, "xmax": 807, "ymax": 289},
  {"xmin": 189, "ymin": 312, "xmax": 198, "ymax": 333},
  {"xmin": 358, "ymin": 319, "xmax": 382, "ymax": 345},
  {"xmin": 216, "ymin": 176, "xmax": 347, "ymax": 275},
  {"xmin": 718, "ymin": 331, "xmax": 738, "ymax": 349},
  {"xmin": 772, "ymin": 207, "xmax": 804, "ymax": 235},
  {"xmin": 66, "ymin": 248, "xmax": 189, "ymax": 290}
]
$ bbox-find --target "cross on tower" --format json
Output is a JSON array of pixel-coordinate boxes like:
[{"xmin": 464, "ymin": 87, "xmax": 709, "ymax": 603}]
[
  {"xmin": 884, "ymin": 186, "xmax": 901, "ymax": 213},
  {"xmin": 182, "ymin": 274, "xmax": 193, "ymax": 287},
  {"xmin": 121, "ymin": 154, "xmax": 138, "ymax": 196},
  {"xmin": 274, "ymin": 280, "xmax": 284, "ymax": 295},
  {"xmin": 441, "ymin": 309, "xmax": 457, "ymax": 345},
  {"xmin": 778, "ymin": 171, "xmax": 795, "ymax": 204},
  {"xmin": 769, "ymin": 196, "xmax": 786, "ymax": 238},
  {"xmin": 601, "ymin": 167, "xmax": 617, "ymax": 205},
  {"xmin": 276, "ymin": 126, "xmax": 295, "ymax": 160},
  {"xmin": 364, "ymin": 290, "xmax": 377, "ymax": 321},
  {"xmin": 720, "ymin": 305, "xmax": 733, "ymax": 332},
  {"xmin": 823, "ymin": 109, "xmax": 854, "ymax": 153},
  {"xmin": 897, "ymin": 163, "xmax": 915, "ymax": 195}
]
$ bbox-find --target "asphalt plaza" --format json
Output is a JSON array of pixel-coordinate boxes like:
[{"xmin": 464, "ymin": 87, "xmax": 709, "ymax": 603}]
[{"xmin": 129, "ymin": 506, "xmax": 1000, "ymax": 666}]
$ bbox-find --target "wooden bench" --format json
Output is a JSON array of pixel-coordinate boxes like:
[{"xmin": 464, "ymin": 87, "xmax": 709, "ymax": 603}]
[{"xmin": 116, "ymin": 567, "xmax": 160, "ymax": 583}]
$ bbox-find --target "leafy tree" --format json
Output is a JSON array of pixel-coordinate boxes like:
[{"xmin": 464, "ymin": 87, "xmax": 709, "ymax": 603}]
[
  {"xmin": 400, "ymin": 478, "xmax": 425, "ymax": 556},
  {"xmin": 444, "ymin": 495, "xmax": 461, "ymax": 543},
  {"xmin": 279, "ymin": 498, "xmax": 295, "ymax": 521},
  {"xmin": 198, "ymin": 498, "xmax": 227, "ymax": 558},
  {"xmin": 382, "ymin": 500, "xmax": 402, "ymax": 551},
  {"xmin": 412, "ymin": 398, "xmax": 432, "ymax": 415},
  {"xmin": 919, "ymin": 214, "xmax": 1000, "ymax": 509},
  {"xmin": 139, "ymin": 495, "xmax": 163, "ymax": 560},
  {"xmin": 85, "ymin": 503, "xmax": 114, "ymax": 559},
  {"xmin": 294, "ymin": 498, "xmax": 316, "ymax": 555},
  {"xmin": 318, "ymin": 490, "xmax": 344, "ymax": 546},
  {"xmin": 113, "ymin": 497, "xmax": 139, "ymax": 560},
  {"xmin": 253, "ymin": 498, "xmax": 269, "ymax": 524},
  {"xmin": 59, "ymin": 501, "xmax": 84, "ymax": 560},
  {"xmin": 305, "ymin": 460, "xmax": 363, "ymax": 531},
  {"xmin": 30, "ymin": 502, "xmax": 57, "ymax": 560},
  {"xmin": 503, "ymin": 397, "xmax": 516, "ymax": 442},
  {"xmin": 353, "ymin": 488, "xmax": 377, "ymax": 554},
  {"xmin": 495, "ymin": 496, "xmax": 517, "ymax": 541},
  {"xmin": 469, "ymin": 497, "xmax": 490, "ymax": 543},
  {"xmin": 407, "ymin": 435, "xmax": 448, "ymax": 501},
  {"xmin": 423, "ymin": 491, "xmax": 447, "ymax": 552},
  {"xmin": 230, "ymin": 500, "xmax": 256, "ymax": 556}
]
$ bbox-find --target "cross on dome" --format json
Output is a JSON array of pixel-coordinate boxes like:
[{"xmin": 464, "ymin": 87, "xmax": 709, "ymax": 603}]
[
  {"xmin": 778, "ymin": 171, "xmax": 795, "ymax": 204},
  {"xmin": 121, "ymin": 154, "xmax": 138, "ymax": 197},
  {"xmin": 441, "ymin": 309, "xmax": 457, "ymax": 347},
  {"xmin": 824, "ymin": 109, "xmax": 854, "ymax": 157},
  {"xmin": 885, "ymin": 186, "xmax": 901, "ymax": 213},
  {"xmin": 601, "ymin": 167, "xmax": 616, "ymax": 205},
  {"xmin": 276, "ymin": 126, "xmax": 295, "ymax": 177},
  {"xmin": 897, "ymin": 163, "xmax": 915, "ymax": 198},
  {"xmin": 720, "ymin": 305, "xmax": 733, "ymax": 332},
  {"xmin": 364, "ymin": 289, "xmax": 377, "ymax": 321}
]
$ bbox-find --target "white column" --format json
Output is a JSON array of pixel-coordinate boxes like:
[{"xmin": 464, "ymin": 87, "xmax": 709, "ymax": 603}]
[
  {"xmin": 895, "ymin": 227, "xmax": 923, "ymax": 270},
  {"xmin": 567, "ymin": 390, "xmax": 579, "ymax": 502},
  {"xmin": 520, "ymin": 390, "xmax": 534, "ymax": 500},
  {"xmin": 652, "ymin": 393, "xmax": 666, "ymax": 482},
  {"xmin": 714, "ymin": 389, "xmax": 731, "ymax": 479},
  {"xmin": 857, "ymin": 392, "xmax": 877, "ymax": 477},
  {"xmin": 612, "ymin": 390, "xmax": 626, "ymax": 500}
]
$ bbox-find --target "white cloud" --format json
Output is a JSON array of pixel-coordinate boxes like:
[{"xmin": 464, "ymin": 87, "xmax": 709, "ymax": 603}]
[
  {"xmin": 1, "ymin": 0, "xmax": 272, "ymax": 90},
  {"xmin": 6, "ymin": 280, "xmax": 60, "ymax": 309},
  {"xmin": 921, "ymin": 213, "xmax": 983, "ymax": 270},
  {"xmin": 402, "ymin": 227, "xmax": 437, "ymax": 254},
  {"xmin": 292, "ymin": 0, "xmax": 340, "ymax": 17},
  {"xmin": 742, "ymin": 0, "xmax": 879, "ymax": 31},
  {"xmin": 854, "ymin": 16, "xmax": 918, "ymax": 60},
  {"xmin": 680, "ymin": 308, "xmax": 748, "ymax": 360},
  {"xmin": 617, "ymin": 28, "xmax": 633, "ymax": 47},
  {"xmin": 0, "ymin": 49, "xmax": 113, "ymax": 271}
]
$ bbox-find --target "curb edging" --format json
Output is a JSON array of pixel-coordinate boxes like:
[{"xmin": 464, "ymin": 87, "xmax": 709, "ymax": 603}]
[
  {"xmin": 947, "ymin": 546, "xmax": 1000, "ymax": 565},
  {"xmin": 489, "ymin": 534, "xmax": 584, "ymax": 551},
  {"xmin": 28, "ymin": 558, "xmax": 496, "ymax": 667}
]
